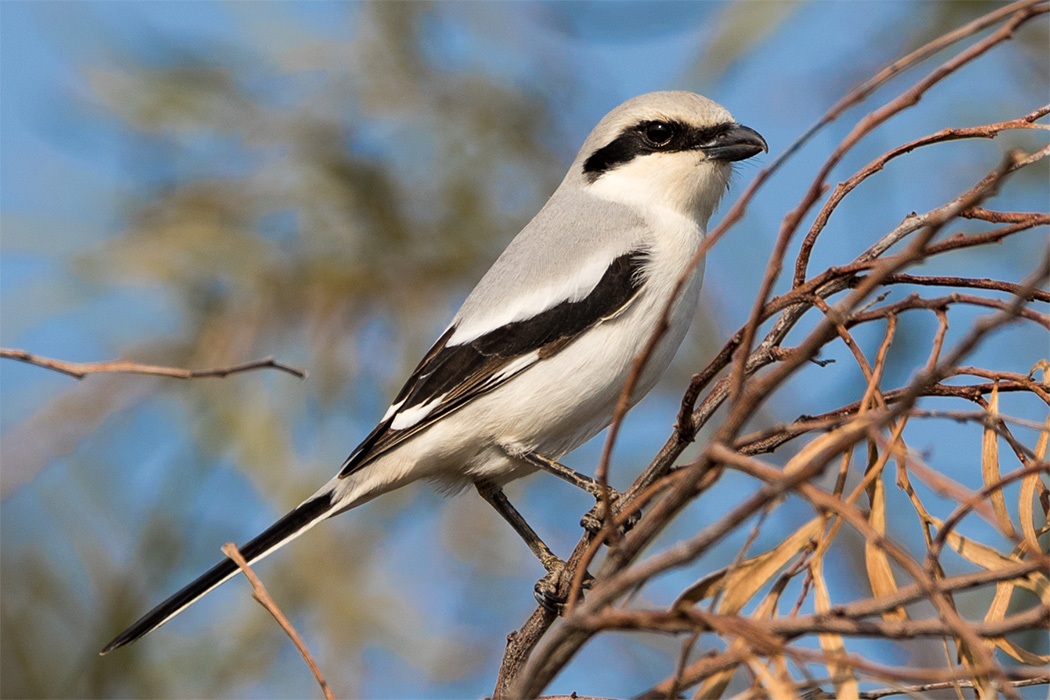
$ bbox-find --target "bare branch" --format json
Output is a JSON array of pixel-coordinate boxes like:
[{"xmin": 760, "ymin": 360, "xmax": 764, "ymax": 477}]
[
  {"xmin": 221, "ymin": 543, "xmax": 334, "ymax": 700},
  {"xmin": 0, "ymin": 348, "xmax": 308, "ymax": 380},
  {"xmin": 796, "ymin": 108, "xmax": 1050, "ymax": 287},
  {"xmin": 491, "ymin": 6, "xmax": 1050, "ymax": 697},
  {"xmin": 858, "ymin": 677, "xmax": 1050, "ymax": 700}
]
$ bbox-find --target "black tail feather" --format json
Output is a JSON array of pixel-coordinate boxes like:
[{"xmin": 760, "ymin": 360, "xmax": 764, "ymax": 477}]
[{"xmin": 100, "ymin": 492, "xmax": 334, "ymax": 655}]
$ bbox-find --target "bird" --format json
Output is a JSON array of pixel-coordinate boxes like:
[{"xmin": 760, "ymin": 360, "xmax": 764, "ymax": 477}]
[{"xmin": 100, "ymin": 90, "xmax": 766, "ymax": 655}]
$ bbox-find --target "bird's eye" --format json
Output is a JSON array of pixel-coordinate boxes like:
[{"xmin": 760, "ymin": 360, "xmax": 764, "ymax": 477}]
[{"xmin": 643, "ymin": 122, "xmax": 674, "ymax": 147}]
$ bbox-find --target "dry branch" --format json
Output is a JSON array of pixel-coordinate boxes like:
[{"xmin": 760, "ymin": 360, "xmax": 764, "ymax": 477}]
[
  {"xmin": 221, "ymin": 543, "xmax": 334, "ymax": 700},
  {"xmin": 0, "ymin": 347, "xmax": 307, "ymax": 380},
  {"xmin": 858, "ymin": 677, "xmax": 1050, "ymax": 700},
  {"xmin": 494, "ymin": 3, "xmax": 1050, "ymax": 697}
]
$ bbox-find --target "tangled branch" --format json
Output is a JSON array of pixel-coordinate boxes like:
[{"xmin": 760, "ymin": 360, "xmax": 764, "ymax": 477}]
[{"xmin": 495, "ymin": 3, "xmax": 1050, "ymax": 697}]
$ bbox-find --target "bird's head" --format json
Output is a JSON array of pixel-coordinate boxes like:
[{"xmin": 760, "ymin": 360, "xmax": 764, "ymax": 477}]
[{"xmin": 572, "ymin": 91, "xmax": 767, "ymax": 227}]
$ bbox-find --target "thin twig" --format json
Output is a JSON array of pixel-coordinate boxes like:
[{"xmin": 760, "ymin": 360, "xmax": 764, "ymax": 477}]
[
  {"xmin": 516, "ymin": 217, "xmax": 1046, "ymax": 696},
  {"xmin": 577, "ymin": 603, "xmax": 1049, "ymax": 641},
  {"xmin": 858, "ymin": 677, "xmax": 1050, "ymax": 699},
  {"xmin": 493, "ymin": 5, "xmax": 1050, "ymax": 695},
  {"xmin": 0, "ymin": 348, "xmax": 307, "ymax": 380},
  {"xmin": 221, "ymin": 543, "xmax": 335, "ymax": 700},
  {"xmin": 795, "ymin": 107, "xmax": 1050, "ymax": 287}
]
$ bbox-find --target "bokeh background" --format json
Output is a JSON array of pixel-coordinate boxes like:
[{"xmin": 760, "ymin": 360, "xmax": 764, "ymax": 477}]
[{"xmin": 1, "ymin": 2, "xmax": 1046, "ymax": 698}]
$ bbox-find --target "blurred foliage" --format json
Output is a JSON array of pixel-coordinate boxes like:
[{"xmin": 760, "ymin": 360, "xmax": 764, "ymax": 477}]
[
  {"xmin": 1, "ymin": 1, "xmax": 1047, "ymax": 699},
  {"xmin": 4, "ymin": 3, "xmax": 564, "ymax": 697}
]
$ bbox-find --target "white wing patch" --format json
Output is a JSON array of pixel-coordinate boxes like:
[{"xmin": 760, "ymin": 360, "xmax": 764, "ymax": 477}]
[
  {"xmin": 390, "ymin": 395, "xmax": 447, "ymax": 431},
  {"xmin": 386, "ymin": 353, "xmax": 539, "ymax": 433},
  {"xmin": 380, "ymin": 399, "xmax": 406, "ymax": 423}
]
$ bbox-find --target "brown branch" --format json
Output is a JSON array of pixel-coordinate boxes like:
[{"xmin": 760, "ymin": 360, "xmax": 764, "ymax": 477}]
[
  {"xmin": 843, "ymin": 291, "xmax": 1050, "ymax": 329},
  {"xmin": 656, "ymin": 226, "xmax": 1041, "ymax": 464},
  {"xmin": 735, "ymin": 383, "xmax": 1047, "ymax": 457},
  {"xmin": 517, "ymin": 246, "xmax": 1045, "ymax": 695},
  {"xmin": 680, "ymin": 167, "xmax": 1047, "ymax": 475},
  {"xmin": 578, "ymin": 603, "xmax": 1049, "ymax": 642},
  {"xmin": 952, "ymin": 366, "xmax": 1050, "ymax": 403},
  {"xmin": 494, "ymin": 6, "xmax": 1050, "ymax": 694},
  {"xmin": 740, "ymin": 266, "xmax": 1050, "ymax": 455},
  {"xmin": 830, "ymin": 558, "xmax": 1048, "ymax": 620},
  {"xmin": 0, "ymin": 348, "xmax": 307, "ymax": 380},
  {"xmin": 790, "ymin": 7, "xmax": 1049, "ymax": 286},
  {"xmin": 963, "ymin": 206, "xmax": 1049, "ymax": 223},
  {"xmin": 641, "ymin": 638, "xmax": 1048, "ymax": 699},
  {"xmin": 765, "ymin": 215, "xmax": 1049, "ymax": 322},
  {"xmin": 795, "ymin": 106, "xmax": 1050, "ymax": 287},
  {"xmin": 880, "ymin": 273, "xmax": 1050, "ymax": 302},
  {"xmin": 729, "ymin": 3, "xmax": 1048, "ymax": 411},
  {"xmin": 221, "ymin": 543, "xmax": 334, "ymax": 700},
  {"xmin": 707, "ymin": 152, "xmax": 1030, "ymax": 476},
  {"xmin": 493, "ymin": 607, "xmax": 558, "ymax": 699},
  {"xmin": 909, "ymin": 408, "xmax": 1050, "ymax": 433},
  {"xmin": 925, "ymin": 216, "xmax": 1050, "ymax": 256},
  {"xmin": 858, "ymin": 677, "xmax": 1050, "ymax": 700},
  {"xmin": 778, "ymin": 647, "xmax": 1049, "ymax": 693}
]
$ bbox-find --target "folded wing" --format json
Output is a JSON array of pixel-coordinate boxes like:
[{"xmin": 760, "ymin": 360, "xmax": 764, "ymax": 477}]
[{"xmin": 339, "ymin": 249, "xmax": 649, "ymax": 478}]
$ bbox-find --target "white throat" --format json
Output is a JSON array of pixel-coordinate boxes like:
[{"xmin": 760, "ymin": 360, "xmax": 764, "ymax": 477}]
[{"xmin": 585, "ymin": 152, "xmax": 731, "ymax": 230}]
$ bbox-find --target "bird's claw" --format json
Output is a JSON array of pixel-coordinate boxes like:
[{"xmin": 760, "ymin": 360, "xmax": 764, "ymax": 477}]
[
  {"xmin": 580, "ymin": 490, "xmax": 640, "ymax": 535},
  {"xmin": 533, "ymin": 569, "xmax": 566, "ymax": 612},
  {"xmin": 533, "ymin": 560, "xmax": 593, "ymax": 612}
]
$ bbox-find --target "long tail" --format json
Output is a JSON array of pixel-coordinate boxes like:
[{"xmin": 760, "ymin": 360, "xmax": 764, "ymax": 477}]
[{"xmin": 100, "ymin": 491, "xmax": 336, "ymax": 655}]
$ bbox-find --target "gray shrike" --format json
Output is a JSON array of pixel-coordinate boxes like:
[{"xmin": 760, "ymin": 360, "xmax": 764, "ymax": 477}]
[{"xmin": 101, "ymin": 90, "xmax": 766, "ymax": 654}]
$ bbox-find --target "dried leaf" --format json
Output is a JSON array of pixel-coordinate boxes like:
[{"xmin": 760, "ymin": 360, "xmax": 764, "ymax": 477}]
[
  {"xmin": 693, "ymin": 589, "xmax": 783, "ymax": 700},
  {"xmin": 745, "ymin": 655, "xmax": 797, "ymax": 700},
  {"xmin": 864, "ymin": 440, "xmax": 907, "ymax": 621},
  {"xmin": 957, "ymin": 642, "xmax": 995, "ymax": 700},
  {"xmin": 812, "ymin": 559, "xmax": 858, "ymax": 700},
  {"xmin": 674, "ymin": 518, "xmax": 823, "ymax": 612},
  {"xmin": 1028, "ymin": 358, "xmax": 1050, "ymax": 382},
  {"xmin": 931, "ymin": 514, "xmax": 1049, "ymax": 601},
  {"xmin": 783, "ymin": 419, "xmax": 871, "ymax": 477},
  {"xmin": 1020, "ymin": 414, "xmax": 1050, "ymax": 554},
  {"xmin": 994, "ymin": 637, "xmax": 1050, "ymax": 666},
  {"xmin": 984, "ymin": 580, "xmax": 1013, "ymax": 629},
  {"xmin": 1034, "ymin": 411, "xmax": 1049, "ymax": 462},
  {"xmin": 983, "ymin": 579, "xmax": 1050, "ymax": 665},
  {"xmin": 982, "ymin": 384, "xmax": 1017, "ymax": 538}
]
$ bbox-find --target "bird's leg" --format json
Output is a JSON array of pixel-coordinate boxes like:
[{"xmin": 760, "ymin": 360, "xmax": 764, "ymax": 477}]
[
  {"xmin": 498, "ymin": 444, "xmax": 639, "ymax": 535},
  {"xmin": 474, "ymin": 482, "xmax": 562, "ymax": 572},
  {"xmin": 475, "ymin": 482, "xmax": 576, "ymax": 610}
]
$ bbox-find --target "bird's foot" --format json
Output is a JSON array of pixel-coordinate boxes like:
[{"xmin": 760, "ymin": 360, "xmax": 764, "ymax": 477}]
[
  {"xmin": 532, "ymin": 559, "xmax": 593, "ymax": 612},
  {"xmin": 580, "ymin": 489, "xmax": 640, "ymax": 535}
]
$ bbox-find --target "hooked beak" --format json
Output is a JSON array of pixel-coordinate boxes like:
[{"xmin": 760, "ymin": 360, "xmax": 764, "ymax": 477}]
[{"xmin": 704, "ymin": 123, "xmax": 768, "ymax": 162}]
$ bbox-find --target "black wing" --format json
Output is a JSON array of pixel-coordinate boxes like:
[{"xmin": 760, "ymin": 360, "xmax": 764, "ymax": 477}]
[{"xmin": 338, "ymin": 250, "xmax": 648, "ymax": 478}]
